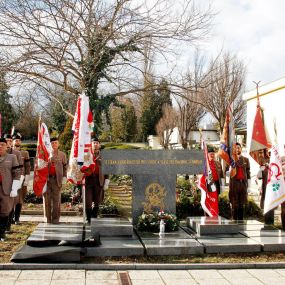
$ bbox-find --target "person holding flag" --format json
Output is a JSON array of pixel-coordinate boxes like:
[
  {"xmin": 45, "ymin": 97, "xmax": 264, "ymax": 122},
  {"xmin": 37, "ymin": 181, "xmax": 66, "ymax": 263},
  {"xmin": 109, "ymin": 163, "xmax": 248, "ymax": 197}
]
[
  {"xmin": 218, "ymin": 106, "xmax": 251, "ymax": 220},
  {"xmin": 43, "ymin": 137, "xmax": 67, "ymax": 224},
  {"xmin": 229, "ymin": 142, "xmax": 251, "ymax": 220},
  {"xmin": 249, "ymin": 82, "xmax": 272, "ymax": 224},
  {"xmin": 258, "ymin": 149, "xmax": 274, "ymax": 225},
  {"xmin": 264, "ymin": 138, "xmax": 285, "ymax": 229},
  {"xmin": 197, "ymin": 141, "xmax": 219, "ymax": 217},
  {"xmin": 207, "ymin": 146, "xmax": 224, "ymax": 195}
]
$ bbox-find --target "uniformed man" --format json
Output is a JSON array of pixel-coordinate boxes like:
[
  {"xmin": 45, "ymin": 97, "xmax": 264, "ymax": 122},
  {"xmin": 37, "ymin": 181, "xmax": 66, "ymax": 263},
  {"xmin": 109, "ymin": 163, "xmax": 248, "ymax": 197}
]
[
  {"xmin": 0, "ymin": 137, "xmax": 21, "ymax": 241},
  {"xmin": 85, "ymin": 137, "xmax": 109, "ymax": 223},
  {"xmin": 229, "ymin": 143, "xmax": 251, "ymax": 220},
  {"xmin": 12, "ymin": 133, "xmax": 31, "ymax": 224},
  {"xmin": 4, "ymin": 133, "xmax": 23, "ymax": 231},
  {"xmin": 43, "ymin": 137, "xmax": 67, "ymax": 224}
]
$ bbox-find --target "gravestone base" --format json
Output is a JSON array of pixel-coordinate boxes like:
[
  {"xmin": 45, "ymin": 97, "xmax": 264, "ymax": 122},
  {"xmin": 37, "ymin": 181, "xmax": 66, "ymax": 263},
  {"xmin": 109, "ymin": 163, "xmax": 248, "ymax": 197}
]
[
  {"xmin": 91, "ymin": 217, "xmax": 133, "ymax": 236},
  {"xmin": 187, "ymin": 216, "xmax": 240, "ymax": 235},
  {"xmin": 87, "ymin": 217, "xmax": 144, "ymax": 257},
  {"xmin": 136, "ymin": 228, "xmax": 204, "ymax": 256}
]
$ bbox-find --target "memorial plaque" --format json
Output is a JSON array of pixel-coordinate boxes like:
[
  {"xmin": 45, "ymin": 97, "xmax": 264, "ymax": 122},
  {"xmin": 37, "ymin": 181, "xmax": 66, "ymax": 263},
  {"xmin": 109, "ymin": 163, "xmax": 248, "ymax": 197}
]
[{"xmin": 102, "ymin": 150, "xmax": 203, "ymax": 224}]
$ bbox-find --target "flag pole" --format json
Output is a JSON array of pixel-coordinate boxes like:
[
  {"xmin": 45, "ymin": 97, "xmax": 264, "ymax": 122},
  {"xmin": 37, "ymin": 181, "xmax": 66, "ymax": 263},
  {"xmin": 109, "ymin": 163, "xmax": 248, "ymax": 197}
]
[
  {"xmin": 0, "ymin": 113, "xmax": 2, "ymax": 137},
  {"xmin": 253, "ymin": 81, "xmax": 261, "ymax": 106},
  {"xmin": 82, "ymin": 178, "xmax": 86, "ymax": 225}
]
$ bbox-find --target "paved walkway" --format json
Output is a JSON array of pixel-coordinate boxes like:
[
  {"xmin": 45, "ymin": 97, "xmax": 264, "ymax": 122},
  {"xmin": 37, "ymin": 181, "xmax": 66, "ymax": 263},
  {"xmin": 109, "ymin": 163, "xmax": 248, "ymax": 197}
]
[{"xmin": 1, "ymin": 269, "xmax": 285, "ymax": 285}]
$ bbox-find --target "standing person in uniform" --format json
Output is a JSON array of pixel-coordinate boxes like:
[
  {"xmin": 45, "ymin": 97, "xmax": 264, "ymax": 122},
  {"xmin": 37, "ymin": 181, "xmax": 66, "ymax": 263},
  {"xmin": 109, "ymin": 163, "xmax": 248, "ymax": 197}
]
[
  {"xmin": 258, "ymin": 149, "xmax": 274, "ymax": 225},
  {"xmin": 43, "ymin": 137, "xmax": 67, "ymax": 224},
  {"xmin": 85, "ymin": 137, "xmax": 109, "ymax": 223},
  {"xmin": 12, "ymin": 133, "xmax": 31, "ymax": 224},
  {"xmin": 207, "ymin": 146, "xmax": 224, "ymax": 195},
  {"xmin": 4, "ymin": 133, "xmax": 23, "ymax": 231},
  {"xmin": 229, "ymin": 142, "xmax": 251, "ymax": 220},
  {"xmin": 0, "ymin": 138, "xmax": 21, "ymax": 241}
]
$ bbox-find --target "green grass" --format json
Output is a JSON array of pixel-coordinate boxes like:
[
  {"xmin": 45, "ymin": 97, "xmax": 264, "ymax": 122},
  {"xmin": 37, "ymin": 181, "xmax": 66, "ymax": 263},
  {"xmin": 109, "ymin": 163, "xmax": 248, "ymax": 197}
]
[{"xmin": 0, "ymin": 222, "xmax": 38, "ymax": 263}]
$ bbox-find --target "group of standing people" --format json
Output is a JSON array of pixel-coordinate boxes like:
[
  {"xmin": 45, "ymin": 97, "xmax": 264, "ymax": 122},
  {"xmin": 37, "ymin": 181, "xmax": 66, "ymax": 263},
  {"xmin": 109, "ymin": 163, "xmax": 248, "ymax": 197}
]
[
  {"xmin": 0, "ymin": 134, "xmax": 108, "ymax": 241},
  {"xmin": 42, "ymin": 136, "xmax": 109, "ymax": 224},
  {"xmin": 208, "ymin": 142, "xmax": 251, "ymax": 221},
  {"xmin": 2, "ymin": 132, "xmax": 285, "ymax": 241},
  {"xmin": 209, "ymin": 141, "xmax": 285, "ymax": 229},
  {"xmin": 0, "ymin": 133, "xmax": 30, "ymax": 241}
]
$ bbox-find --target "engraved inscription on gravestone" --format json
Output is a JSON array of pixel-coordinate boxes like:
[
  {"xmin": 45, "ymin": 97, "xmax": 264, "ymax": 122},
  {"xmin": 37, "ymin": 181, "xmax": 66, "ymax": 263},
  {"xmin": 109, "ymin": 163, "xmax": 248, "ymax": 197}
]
[{"xmin": 102, "ymin": 150, "xmax": 204, "ymax": 224}]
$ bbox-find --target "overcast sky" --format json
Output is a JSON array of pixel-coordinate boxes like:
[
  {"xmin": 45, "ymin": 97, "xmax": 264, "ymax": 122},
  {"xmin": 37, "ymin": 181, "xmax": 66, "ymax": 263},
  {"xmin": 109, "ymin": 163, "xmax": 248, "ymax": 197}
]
[{"xmin": 197, "ymin": 0, "xmax": 285, "ymax": 91}]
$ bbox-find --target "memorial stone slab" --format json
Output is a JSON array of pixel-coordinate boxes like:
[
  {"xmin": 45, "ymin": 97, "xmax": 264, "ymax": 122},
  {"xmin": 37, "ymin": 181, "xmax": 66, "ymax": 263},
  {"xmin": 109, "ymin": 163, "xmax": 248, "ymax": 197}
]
[
  {"xmin": 249, "ymin": 236, "xmax": 285, "ymax": 252},
  {"xmin": 91, "ymin": 217, "xmax": 133, "ymax": 236},
  {"xmin": 27, "ymin": 223, "xmax": 83, "ymax": 246},
  {"xmin": 197, "ymin": 237, "xmax": 262, "ymax": 253},
  {"xmin": 240, "ymin": 229, "xmax": 285, "ymax": 238},
  {"xmin": 11, "ymin": 245, "xmax": 81, "ymax": 263},
  {"xmin": 102, "ymin": 149, "xmax": 203, "ymax": 224},
  {"xmin": 187, "ymin": 216, "xmax": 240, "ymax": 235},
  {"xmin": 136, "ymin": 228, "xmax": 193, "ymax": 240},
  {"xmin": 142, "ymin": 238, "xmax": 204, "ymax": 256},
  {"xmin": 86, "ymin": 236, "xmax": 144, "ymax": 257}
]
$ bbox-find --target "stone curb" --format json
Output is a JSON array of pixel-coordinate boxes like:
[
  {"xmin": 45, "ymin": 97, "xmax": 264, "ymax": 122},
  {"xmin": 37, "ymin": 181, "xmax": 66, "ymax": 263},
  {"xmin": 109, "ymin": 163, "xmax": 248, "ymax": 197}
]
[{"xmin": 1, "ymin": 262, "xmax": 285, "ymax": 270}]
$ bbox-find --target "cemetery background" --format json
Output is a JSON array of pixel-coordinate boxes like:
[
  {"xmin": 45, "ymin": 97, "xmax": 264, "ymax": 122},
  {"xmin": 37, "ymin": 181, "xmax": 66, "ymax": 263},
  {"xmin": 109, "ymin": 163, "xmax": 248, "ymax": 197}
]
[{"xmin": 1, "ymin": 142, "xmax": 283, "ymax": 263}]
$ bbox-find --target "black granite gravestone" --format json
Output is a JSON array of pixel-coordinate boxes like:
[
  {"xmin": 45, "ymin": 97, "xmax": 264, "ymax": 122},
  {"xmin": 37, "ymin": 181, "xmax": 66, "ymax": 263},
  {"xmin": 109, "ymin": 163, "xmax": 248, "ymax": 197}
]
[{"xmin": 101, "ymin": 150, "xmax": 204, "ymax": 224}]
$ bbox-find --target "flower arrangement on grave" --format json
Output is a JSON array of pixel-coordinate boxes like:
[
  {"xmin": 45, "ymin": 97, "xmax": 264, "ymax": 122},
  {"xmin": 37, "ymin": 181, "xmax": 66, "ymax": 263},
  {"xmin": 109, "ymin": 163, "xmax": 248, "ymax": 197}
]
[{"xmin": 136, "ymin": 210, "xmax": 179, "ymax": 232}]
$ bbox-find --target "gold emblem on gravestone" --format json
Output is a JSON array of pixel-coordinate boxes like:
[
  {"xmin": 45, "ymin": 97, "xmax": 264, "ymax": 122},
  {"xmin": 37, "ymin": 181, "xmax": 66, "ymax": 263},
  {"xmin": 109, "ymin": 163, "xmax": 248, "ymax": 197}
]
[{"xmin": 142, "ymin": 182, "xmax": 166, "ymax": 213}]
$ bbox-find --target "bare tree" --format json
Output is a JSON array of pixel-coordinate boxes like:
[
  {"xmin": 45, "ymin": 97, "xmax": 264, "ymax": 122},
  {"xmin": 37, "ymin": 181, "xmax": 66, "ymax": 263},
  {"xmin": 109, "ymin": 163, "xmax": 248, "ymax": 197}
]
[
  {"xmin": 155, "ymin": 104, "xmax": 177, "ymax": 149},
  {"xmin": 0, "ymin": 0, "xmax": 213, "ymax": 132},
  {"xmin": 175, "ymin": 90, "xmax": 206, "ymax": 149},
  {"xmin": 200, "ymin": 53, "xmax": 246, "ymax": 133}
]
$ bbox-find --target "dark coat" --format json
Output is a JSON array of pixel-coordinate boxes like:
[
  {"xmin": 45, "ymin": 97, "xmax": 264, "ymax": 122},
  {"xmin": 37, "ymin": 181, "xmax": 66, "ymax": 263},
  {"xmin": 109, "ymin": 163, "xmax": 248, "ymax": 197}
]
[{"xmin": 229, "ymin": 155, "xmax": 251, "ymax": 206}]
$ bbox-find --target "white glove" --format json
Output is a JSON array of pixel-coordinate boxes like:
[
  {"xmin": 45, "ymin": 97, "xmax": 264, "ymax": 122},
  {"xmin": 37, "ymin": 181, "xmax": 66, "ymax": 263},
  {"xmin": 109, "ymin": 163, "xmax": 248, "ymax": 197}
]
[
  {"xmin": 62, "ymin": 177, "xmax": 67, "ymax": 184},
  {"xmin": 23, "ymin": 174, "xmax": 30, "ymax": 186},
  {"xmin": 10, "ymin": 180, "xmax": 21, "ymax": 197},
  {"xmin": 19, "ymin": 175, "xmax": 25, "ymax": 186},
  {"xmin": 103, "ymin": 179, "xmax": 110, "ymax": 190}
]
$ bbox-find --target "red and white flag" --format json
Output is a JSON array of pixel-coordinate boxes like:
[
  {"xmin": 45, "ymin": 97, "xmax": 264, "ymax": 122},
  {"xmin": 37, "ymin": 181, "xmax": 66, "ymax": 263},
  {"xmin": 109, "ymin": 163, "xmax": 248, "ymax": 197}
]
[
  {"xmin": 249, "ymin": 97, "xmax": 271, "ymax": 165},
  {"xmin": 197, "ymin": 141, "xmax": 219, "ymax": 217},
  {"xmin": 67, "ymin": 92, "xmax": 94, "ymax": 184},
  {"xmin": 218, "ymin": 105, "xmax": 238, "ymax": 177},
  {"xmin": 264, "ymin": 142, "xmax": 285, "ymax": 214},
  {"xmin": 33, "ymin": 122, "xmax": 51, "ymax": 196}
]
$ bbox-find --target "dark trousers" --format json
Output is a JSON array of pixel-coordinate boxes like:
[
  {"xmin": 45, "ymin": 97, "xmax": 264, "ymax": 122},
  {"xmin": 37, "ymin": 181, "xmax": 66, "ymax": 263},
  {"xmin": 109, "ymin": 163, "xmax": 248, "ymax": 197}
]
[
  {"xmin": 281, "ymin": 202, "xmax": 285, "ymax": 230},
  {"xmin": 230, "ymin": 180, "xmax": 247, "ymax": 221},
  {"xmin": 232, "ymin": 205, "xmax": 244, "ymax": 221},
  {"xmin": 43, "ymin": 177, "xmax": 61, "ymax": 224},
  {"xmin": 85, "ymin": 174, "xmax": 103, "ymax": 223}
]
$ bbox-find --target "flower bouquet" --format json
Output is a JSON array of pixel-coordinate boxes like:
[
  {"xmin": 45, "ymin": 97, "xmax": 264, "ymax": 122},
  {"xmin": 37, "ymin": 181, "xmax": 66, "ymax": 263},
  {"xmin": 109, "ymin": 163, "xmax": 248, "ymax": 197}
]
[{"xmin": 136, "ymin": 210, "xmax": 179, "ymax": 232}]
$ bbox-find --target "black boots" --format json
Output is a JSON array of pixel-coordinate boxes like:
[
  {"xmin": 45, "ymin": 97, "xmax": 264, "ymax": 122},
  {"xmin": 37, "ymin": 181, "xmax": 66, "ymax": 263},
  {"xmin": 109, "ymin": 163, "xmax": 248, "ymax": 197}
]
[
  {"xmin": 86, "ymin": 206, "xmax": 99, "ymax": 224},
  {"xmin": 0, "ymin": 216, "xmax": 9, "ymax": 241},
  {"xmin": 14, "ymin": 204, "xmax": 22, "ymax": 225},
  {"xmin": 86, "ymin": 208, "xmax": 92, "ymax": 224},
  {"xmin": 6, "ymin": 209, "xmax": 14, "ymax": 233},
  {"xmin": 92, "ymin": 206, "xmax": 99, "ymax": 219},
  {"xmin": 232, "ymin": 206, "xmax": 244, "ymax": 221}
]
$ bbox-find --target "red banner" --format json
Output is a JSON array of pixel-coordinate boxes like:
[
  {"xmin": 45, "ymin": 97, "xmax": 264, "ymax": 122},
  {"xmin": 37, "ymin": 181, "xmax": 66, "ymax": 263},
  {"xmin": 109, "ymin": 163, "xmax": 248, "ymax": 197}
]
[
  {"xmin": 197, "ymin": 141, "xmax": 219, "ymax": 217},
  {"xmin": 33, "ymin": 123, "xmax": 51, "ymax": 196},
  {"xmin": 249, "ymin": 100, "xmax": 271, "ymax": 165}
]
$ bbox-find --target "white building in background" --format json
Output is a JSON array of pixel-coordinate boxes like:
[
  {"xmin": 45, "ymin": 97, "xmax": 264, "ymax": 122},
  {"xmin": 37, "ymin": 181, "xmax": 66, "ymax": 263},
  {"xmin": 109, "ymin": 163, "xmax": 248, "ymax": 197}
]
[
  {"xmin": 243, "ymin": 77, "xmax": 285, "ymax": 182},
  {"xmin": 147, "ymin": 124, "xmax": 219, "ymax": 149}
]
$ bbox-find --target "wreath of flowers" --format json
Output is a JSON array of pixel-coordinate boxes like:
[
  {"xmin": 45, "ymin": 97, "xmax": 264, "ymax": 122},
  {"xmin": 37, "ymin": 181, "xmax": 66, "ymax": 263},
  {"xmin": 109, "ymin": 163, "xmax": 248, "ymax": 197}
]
[{"xmin": 136, "ymin": 210, "xmax": 179, "ymax": 232}]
